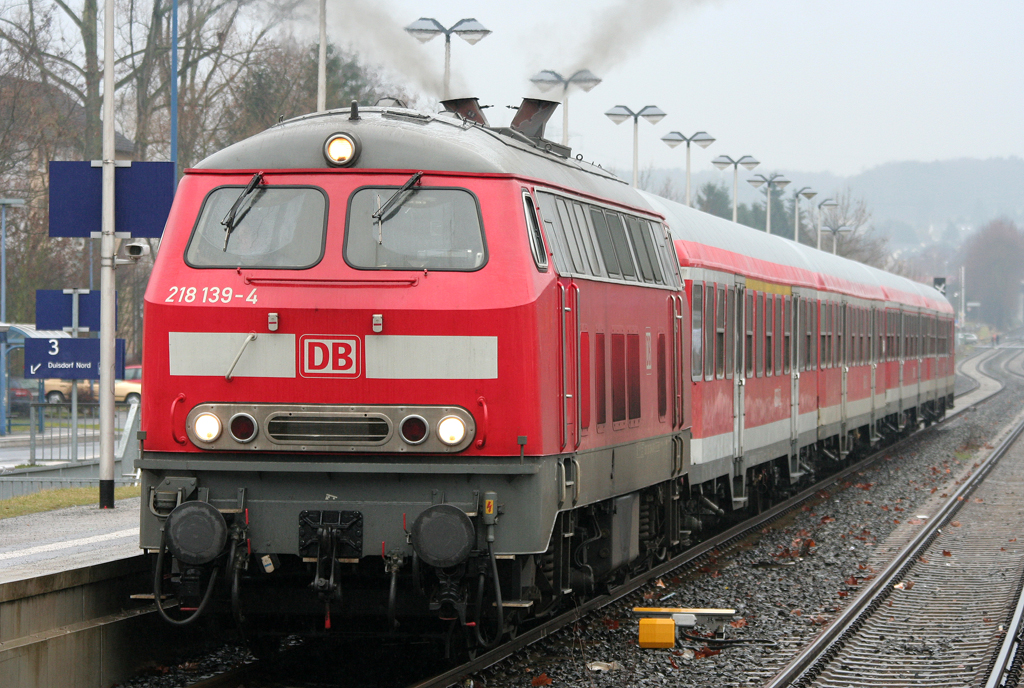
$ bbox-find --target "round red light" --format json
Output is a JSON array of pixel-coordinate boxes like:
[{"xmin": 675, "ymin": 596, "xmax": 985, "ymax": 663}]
[
  {"xmin": 400, "ymin": 416, "xmax": 428, "ymax": 444},
  {"xmin": 230, "ymin": 414, "xmax": 257, "ymax": 443}
]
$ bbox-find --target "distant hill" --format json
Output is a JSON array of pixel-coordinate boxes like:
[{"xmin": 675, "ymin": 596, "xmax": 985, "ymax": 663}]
[{"xmin": 645, "ymin": 156, "xmax": 1024, "ymax": 247}]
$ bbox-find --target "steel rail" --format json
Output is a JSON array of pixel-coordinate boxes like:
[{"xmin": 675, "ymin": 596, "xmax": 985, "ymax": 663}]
[
  {"xmin": 412, "ymin": 360, "xmax": 998, "ymax": 688},
  {"xmin": 763, "ymin": 348, "xmax": 1024, "ymax": 688}
]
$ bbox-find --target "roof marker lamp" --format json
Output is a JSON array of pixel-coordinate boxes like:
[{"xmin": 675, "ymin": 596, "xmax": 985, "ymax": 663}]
[
  {"xmin": 437, "ymin": 416, "xmax": 467, "ymax": 446},
  {"xmin": 323, "ymin": 133, "xmax": 359, "ymax": 167},
  {"xmin": 194, "ymin": 413, "xmax": 222, "ymax": 443}
]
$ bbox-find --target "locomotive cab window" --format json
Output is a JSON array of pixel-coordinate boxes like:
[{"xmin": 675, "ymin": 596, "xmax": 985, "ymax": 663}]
[
  {"xmin": 522, "ymin": 191, "xmax": 548, "ymax": 271},
  {"xmin": 186, "ymin": 185, "xmax": 327, "ymax": 269},
  {"xmin": 346, "ymin": 187, "xmax": 486, "ymax": 270}
]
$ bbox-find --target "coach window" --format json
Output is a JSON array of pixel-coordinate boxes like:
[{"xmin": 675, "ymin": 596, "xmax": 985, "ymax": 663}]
[
  {"xmin": 705, "ymin": 286, "xmax": 716, "ymax": 380},
  {"xmin": 785, "ymin": 296, "xmax": 793, "ymax": 374},
  {"xmin": 346, "ymin": 187, "xmax": 486, "ymax": 270},
  {"xmin": 756, "ymin": 293, "xmax": 765, "ymax": 377},
  {"xmin": 716, "ymin": 286, "xmax": 727, "ymax": 379},
  {"xmin": 522, "ymin": 191, "xmax": 548, "ymax": 271},
  {"xmin": 745, "ymin": 292, "xmax": 755, "ymax": 378},
  {"xmin": 187, "ymin": 185, "xmax": 327, "ymax": 269},
  {"xmin": 605, "ymin": 212, "xmax": 638, "ymax": 281},
  {"xmin": 589, "ymin": 209, "xmax": 621, "ymax": 278},
  {"xmin": 764, "ymin": 295, "xmax": 773, "ymax": 377},
  {"xmin": 774, "ymin": 295, "xmax": 783, "ymax": 375},
  {"xmin": 691, "ymin": 283, "xmax": 704, "ymax": 381},
  {"xmin": 726, "ymin": 287, "xmax": 736, "ymax": 380}
]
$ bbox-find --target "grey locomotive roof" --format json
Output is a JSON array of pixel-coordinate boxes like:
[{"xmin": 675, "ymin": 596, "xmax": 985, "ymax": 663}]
[
  {"xmin": 641, "ymin": 191, "xmax": 951, "ymax": 312},
  {"xmin": 194, "ymin": 107, "xmax": 645, "ymax": 208}
]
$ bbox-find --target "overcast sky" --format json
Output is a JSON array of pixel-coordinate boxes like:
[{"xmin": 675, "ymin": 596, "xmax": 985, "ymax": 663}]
[{"xmin": 324, "ymin": 0, "xmax": 1024, "ymax": 179}]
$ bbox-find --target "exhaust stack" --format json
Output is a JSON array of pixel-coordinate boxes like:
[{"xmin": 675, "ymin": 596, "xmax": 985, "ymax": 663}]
[
  {"xmin": 441, "ymin": 98, "xmax": 489, "ymax": 126},
  {"xmin": 509, "ymin": 98, "xmax": 559, "ymax": 140}
]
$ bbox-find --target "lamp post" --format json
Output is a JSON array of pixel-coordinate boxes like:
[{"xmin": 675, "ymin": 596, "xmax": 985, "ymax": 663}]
[
  {"xmin": 816, "ymin": 198, "xmax": 838, "ymax": 251},
  {"xmin": 711, "ymin": 155, "xmax": 759, "ymax": 222},
  {"xmin": 0, "ymin": 199, "xmax": 24, "ymax": 438},
  {"xmin": 661, "ymin": 131, "xmax": 715, "ymax": 207},
  {"xmin": 605, "ymin": 105, "xmax": 666, "ymax": 188},
  {"xmin": 824, "ymin": 224, "xmax": 853, "ymax": 255},
  {"xmin": 791, "ymin": 187, "xmax": 817, "ymax": 243},
  {"xmin": 317, "ymin": 0, "xmax": 327, "ymax": 112},
  {"xmin": 747, "ymin": 173, "xmax": 791, "ymax": 235},
  {"xmin": 530, "ymin": 70, "xmax": 602, "ymax": 147},
  {"xmin": 404, "ymin": 18, "xmax": 491, "ymax": 100}
]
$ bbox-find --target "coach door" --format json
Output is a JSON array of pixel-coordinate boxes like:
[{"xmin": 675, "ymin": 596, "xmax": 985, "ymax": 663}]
[
  {"xmin": 841, "ymin": 303, "xmax": 849, "ymax": 428},
  {"xmin": 734, "ymin": 284, "xmax": 748, "ymax": 459},
  {"xmin": 870, "ymin": 307, "xmax": 879, "ymax": 431},
  {"xmin": 790, "ymin": 295, "xmax": 800, "ymax": 448}
]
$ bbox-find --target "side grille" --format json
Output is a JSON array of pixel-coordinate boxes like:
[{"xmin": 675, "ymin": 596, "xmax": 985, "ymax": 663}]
[{"xmin": 266, "ymin": 414, "xmax": 390, "ymax": 444}]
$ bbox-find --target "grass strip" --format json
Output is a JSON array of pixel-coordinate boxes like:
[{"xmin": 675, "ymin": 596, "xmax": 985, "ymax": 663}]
[{"xmin": 0, "ymin": 485, "xmax": 141, "ymax": 519}]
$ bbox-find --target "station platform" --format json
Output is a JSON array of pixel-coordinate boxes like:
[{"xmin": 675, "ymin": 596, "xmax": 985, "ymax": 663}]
[{"xmin": 0, "ymin": 497, "xmax": 141, "ymax": 585}]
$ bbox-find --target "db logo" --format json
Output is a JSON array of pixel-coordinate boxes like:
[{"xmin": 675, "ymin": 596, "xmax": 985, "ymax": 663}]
[{"xmin": 300, "ymin": 335, "xmax": 360, "ymax": 378}]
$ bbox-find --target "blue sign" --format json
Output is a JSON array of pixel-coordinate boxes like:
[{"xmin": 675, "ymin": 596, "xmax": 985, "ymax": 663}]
[
  {"xmin": 48, "ymin": 161, "xmax": 174, "ymax": 238},
  {"xmin": 35, "ymin": 290, "xmax": 111, "ymax": 331},
  {"xmin": 24, "ymin": 338, "xmax": 125, "ymax": 380}
]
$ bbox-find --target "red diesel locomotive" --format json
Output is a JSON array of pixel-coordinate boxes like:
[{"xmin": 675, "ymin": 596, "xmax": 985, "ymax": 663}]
[{"xmin": 137, "ymin": 98, "xmax": 954, "ymax": 648}]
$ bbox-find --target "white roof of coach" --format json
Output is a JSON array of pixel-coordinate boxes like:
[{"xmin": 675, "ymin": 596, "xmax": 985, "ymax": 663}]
[{"xmin": 639, "ymin": 191, "xmax": 951, "ymax": 313}]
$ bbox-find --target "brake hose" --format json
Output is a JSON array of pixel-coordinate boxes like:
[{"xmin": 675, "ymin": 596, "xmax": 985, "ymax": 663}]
[{"xmin": 153, "ymin": 527, "xmax": 219, "ymax": 626}]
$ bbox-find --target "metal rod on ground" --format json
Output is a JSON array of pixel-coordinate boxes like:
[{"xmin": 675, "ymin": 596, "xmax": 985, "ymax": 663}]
[{"xmin": 99, "ymin": 0, "xmax": 116, "ymax": 509}]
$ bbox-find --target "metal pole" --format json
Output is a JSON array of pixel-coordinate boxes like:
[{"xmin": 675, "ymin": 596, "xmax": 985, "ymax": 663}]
[
  {"xmin": 685, "ymin": 140, "xmax": 692, "ymax": 207},
  {"xmin": 794, "ymin": 196, "xmax": 800, "ymax": 242},
  {"xmin": 960, "ymin": 265, "xmax": 966, "ymax": 325},
  {"xmin": 816, "ymin": 207, "xmax": 822, "ymax": 251},
  {"xmin": 443, "ymin": 34, "xmax": 451, "ymax": 100},
  {"xmin": 832, "ymin": 230, "xmax": 838, "ymax": 255},
  {"xmin": 732, "ymin": 164, "xmax": 739, "ymax": 223},
  {"xmin": 70, "ymin": 292, "xmax": 79, "ymax": 462},
  {"xmin": 317, "ymin": 0, "xmax": 327, "ymax": 112},
  {"xmin": 632, "ymin": 115, "xmax": 639, "ymax": 188},
  {"xmin": 99, "ymin": 0, "xmax": 116, "ymax": 508},
  {"xmin": 561, "ymin": 89, "xmax": 569, "ymax": 147},
  {"xmin": 170, "ymin": 0, "xmax": 178, "ymax": 181},
  {"xmin": 765, "ymin": 186, "xmax": 772, "ymax": 235}
]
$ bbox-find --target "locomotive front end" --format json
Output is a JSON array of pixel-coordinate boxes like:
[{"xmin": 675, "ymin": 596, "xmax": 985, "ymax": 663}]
[{"xmin": 137, "ymin": 114, "xmax": 563, "ymax": 645}]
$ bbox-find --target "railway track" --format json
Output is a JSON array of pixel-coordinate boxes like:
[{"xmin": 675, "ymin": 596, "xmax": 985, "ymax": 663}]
[
  {"xmin": 172, "ymin": 351, "xmax": 1010, "ymax": 688},
  {"xmin": 762, "ymin": 347, "xmax": 1024, "ymax": 687}
]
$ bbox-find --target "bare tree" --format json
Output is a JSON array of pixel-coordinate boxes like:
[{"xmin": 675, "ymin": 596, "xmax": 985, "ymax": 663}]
[{"xmin": 961, "ymin": 219, "xmax": 1024, "ymax": 329}]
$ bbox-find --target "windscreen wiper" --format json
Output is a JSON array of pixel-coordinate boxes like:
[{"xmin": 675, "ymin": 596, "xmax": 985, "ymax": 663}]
[
  {"xmin": 371, "ymin": 171, "xmax": 423, "ymax": 222},
  {"xmin": 221, "ymin": 171, "xmax": 264, "ymax": 250}
]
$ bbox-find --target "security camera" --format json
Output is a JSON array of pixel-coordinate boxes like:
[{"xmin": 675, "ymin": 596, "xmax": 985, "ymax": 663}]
[{"xmin": 116, "ymin": 240, "xmax": 151, "ymax": 265}]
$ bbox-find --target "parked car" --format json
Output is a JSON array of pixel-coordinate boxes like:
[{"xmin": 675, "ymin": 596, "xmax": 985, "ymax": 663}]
[
  {"xmin": 44, "ymin": 378, "xmax": 97, "ymax": 403},
  {"xmin": 957, "ymin": 332, "xmax": 979, "ymax": 345},
  {"xmin": 115, "ymin": 364, "xmax": 142, "ymax": 404},
  {"xmin": 8, "ymin": 378, "xmax": 38, "ymax": 416}
]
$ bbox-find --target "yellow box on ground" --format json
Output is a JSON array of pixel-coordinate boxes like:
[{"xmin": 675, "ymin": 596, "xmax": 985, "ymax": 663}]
[{"xmin": 639, "ymin": 617, "xmax": 676, "ymax": 648}]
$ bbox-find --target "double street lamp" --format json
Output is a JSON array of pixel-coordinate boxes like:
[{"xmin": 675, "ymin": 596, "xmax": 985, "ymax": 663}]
[
  {"xmin": 605, "ymin": 105, "xmax": 666, "ymax": 188},
  {"xmin": 816, "ymin": 198, "xmax": 839, "ymax": 251},
  {"xmin": 661, "ymin": 131, "xmax": 715, "ymax": 207},
  {"xmin": 711, "ymin": 155, "xmax": 759, "ymax": 222},
  {"xmin": 747, "ymin": 173, "xmax": 790, "ymax": 235},
  {"xmin": 791, "ymin": 186, "xmax": 817, "ymax": 243},
  {"xmin": 404, "ymin": 18, "xmax": 491, "ymax": 100},
  {"xmin": 530, "ymin": 69, "xmax": 602, "ymax": 146}
]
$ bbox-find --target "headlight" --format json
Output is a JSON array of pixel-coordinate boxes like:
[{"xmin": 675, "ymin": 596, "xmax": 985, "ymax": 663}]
[
  {"xmin": 323, "ymin": 133, "xmax": 359, "ymax": 167},
  {"xmin": 194, "ymin": 412, "xmax": 222, "ymax": 442},
  {"xmin": 437, "ymin": 416, "xmax": 466, "ymax": 446}
]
